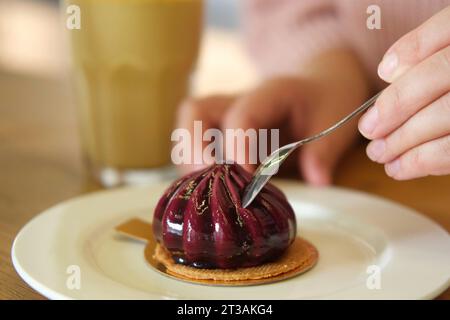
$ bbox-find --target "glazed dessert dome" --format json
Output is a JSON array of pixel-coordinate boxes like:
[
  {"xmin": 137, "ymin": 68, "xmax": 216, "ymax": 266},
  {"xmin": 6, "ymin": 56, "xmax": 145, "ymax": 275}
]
[{"xmin": 153, "ymin": 163, "xmax": 296, "ymax": 269}]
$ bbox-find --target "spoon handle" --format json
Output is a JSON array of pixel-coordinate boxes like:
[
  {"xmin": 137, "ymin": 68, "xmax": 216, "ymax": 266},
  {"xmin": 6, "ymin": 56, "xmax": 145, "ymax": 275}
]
[
  {"xmin": 297, "ymin": 91, "xmax": 382, "ymax": 146},
  {"xmin": 242, "ymin": 91, "xmax": 382, "ymax": 208}
]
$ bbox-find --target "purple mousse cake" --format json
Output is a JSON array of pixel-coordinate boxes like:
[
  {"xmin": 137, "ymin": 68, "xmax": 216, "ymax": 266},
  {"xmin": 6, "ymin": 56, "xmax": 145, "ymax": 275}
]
[{"xmin": 153, "ymin": 163, "xmax": 296, "ymax": 269}]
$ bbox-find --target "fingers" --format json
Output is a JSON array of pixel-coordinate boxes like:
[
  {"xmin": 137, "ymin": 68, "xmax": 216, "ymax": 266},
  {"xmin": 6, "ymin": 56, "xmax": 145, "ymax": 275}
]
[
  {"xmin": 378, "ymin": 6, "xmax": 450, "ymax": 82},
  {"xmin": 299, "ymin": 146, "xmax": 333, "ymax": 186},
  {"xmin": 299, "ymin": 90, "xmax": 362, "ymax": 186},
  {"xmin": 222, "ymin": 78, "xmax": 306, "ymax": 129},
  {"xmin": 177, "ymin": 95, "xmax": 236, "ymax": 129},
  {"xmin": 176, "ymin": 78, "xmax": 307, "ymax": 174},
  {"xmin": 359, "ymin": 45, "xmax": 450, "ymax": 140},
  {"xmin": 367, "ymin": 7, "xmax": 450, "ymax": 181},
  {"xmin": 176, "ymin": 95, "xmax": 237, "ymax": 173},
  {"xmin": 366, "ymin": 92, "xmax": 450, "ymax": 164},
  {"xmin": 221, "ymin": 78, "xmax": 307, "ymax": 172},
  {"xmin": 384, "ymin": 135, "xmax": 450, "ymax": 180},
  {"xmin": 299, "ymin": 109, "xmax": 359, "ymax": 186}
]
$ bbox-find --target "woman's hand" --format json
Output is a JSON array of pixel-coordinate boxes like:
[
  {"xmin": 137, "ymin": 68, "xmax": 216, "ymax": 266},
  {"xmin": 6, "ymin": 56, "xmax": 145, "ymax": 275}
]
[
  {"xmin": 177, "ymin": 48, "xmax": 370, "ymax": 186},
  {"xmin": 359, "ymin": 6, "xmax": 450, "ymax": 180}
]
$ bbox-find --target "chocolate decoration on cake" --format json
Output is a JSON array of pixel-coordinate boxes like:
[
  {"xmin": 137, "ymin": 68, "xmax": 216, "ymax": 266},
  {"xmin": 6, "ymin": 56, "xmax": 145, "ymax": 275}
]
[{"xmin": 153, "ymin": 163, "xmax": 296, "ymax": 269}]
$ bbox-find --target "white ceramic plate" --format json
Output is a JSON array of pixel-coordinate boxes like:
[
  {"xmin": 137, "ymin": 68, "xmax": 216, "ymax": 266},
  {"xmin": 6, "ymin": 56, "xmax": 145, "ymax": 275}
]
[{"xmin": 12, "ymin": 181, "xmax": 450, "ymax": 299}]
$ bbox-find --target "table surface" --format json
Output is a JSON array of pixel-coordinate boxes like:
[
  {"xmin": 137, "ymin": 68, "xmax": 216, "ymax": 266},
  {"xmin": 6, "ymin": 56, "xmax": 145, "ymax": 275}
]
[{"xmin": 0, "ymin": 70, "xmax": 449, "ymax": 300}]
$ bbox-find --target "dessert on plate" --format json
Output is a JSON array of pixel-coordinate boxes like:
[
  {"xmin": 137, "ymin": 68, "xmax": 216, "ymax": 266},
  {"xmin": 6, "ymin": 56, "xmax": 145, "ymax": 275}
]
[{"xmin": 152, "ymin": 163, "xmax": 318, "ymax": 284}]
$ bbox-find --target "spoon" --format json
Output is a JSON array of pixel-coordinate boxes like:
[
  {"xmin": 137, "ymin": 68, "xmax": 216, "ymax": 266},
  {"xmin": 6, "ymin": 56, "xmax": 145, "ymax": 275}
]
[{"xmin": 242, "ymin": 91, "xmax": 382, "ymax": 208}]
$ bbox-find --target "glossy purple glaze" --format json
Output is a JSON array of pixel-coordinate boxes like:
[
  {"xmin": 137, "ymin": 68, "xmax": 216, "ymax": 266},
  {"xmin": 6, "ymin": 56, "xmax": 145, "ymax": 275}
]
[{"xmin": 153, "ymin": 163, "xmax": 296, "ymax": 269}]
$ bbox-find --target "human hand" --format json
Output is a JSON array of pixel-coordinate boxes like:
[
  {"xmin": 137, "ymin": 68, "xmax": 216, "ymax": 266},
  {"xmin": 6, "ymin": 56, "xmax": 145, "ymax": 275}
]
[
  {"xmin": 359, "ymin": 6, "xmax": 450, "ymax": 180},
  {"xmin": 177, "ymin": 49, "xmax": 370, "ymax": 186}
]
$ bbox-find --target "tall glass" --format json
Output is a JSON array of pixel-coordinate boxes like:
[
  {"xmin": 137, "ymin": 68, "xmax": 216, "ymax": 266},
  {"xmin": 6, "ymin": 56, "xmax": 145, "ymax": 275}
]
[{"xmin": 65, "ymin": 0, "xmax": 203, "ymax": 186}]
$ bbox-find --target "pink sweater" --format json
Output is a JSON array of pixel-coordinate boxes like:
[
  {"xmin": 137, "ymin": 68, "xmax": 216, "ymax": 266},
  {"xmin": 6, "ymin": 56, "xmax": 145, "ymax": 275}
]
[{"xmin": 242, "ymin": 0, "xmax": 450, "ymax": 88}]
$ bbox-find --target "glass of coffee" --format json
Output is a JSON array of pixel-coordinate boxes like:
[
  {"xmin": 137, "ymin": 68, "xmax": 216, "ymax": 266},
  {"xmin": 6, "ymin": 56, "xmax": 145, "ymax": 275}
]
[{"xmin": 65, "ymin": 0, "xmax": 203, "ymax": 187}]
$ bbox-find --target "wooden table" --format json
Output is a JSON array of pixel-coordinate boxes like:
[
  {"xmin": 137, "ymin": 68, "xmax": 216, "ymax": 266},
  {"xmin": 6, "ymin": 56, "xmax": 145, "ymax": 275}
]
[{"xmin": 0, "ymin": 71, "xmax": 448, "ymax": 300}]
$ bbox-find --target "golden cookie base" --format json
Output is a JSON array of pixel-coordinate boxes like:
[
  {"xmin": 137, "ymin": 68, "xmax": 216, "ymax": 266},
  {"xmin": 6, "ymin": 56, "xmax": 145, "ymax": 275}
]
[{"xmin": 147, "ymin": 237, "xmax": 318, "ymax": 286}]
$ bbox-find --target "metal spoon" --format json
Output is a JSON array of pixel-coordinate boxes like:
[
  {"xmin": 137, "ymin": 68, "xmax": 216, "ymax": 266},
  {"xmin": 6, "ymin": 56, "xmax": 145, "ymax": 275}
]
[{"xmin": 241, "ymin": 91, "xmax": 382, "ymax": 208}]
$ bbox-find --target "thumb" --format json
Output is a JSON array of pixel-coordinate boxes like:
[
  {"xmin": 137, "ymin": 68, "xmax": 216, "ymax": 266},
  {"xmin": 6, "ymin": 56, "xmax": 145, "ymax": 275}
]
[
  {"xmin": 299, "ymin": 118, "xmax": 358, "ymax": 186},
  {"xmin": 299, "ymin": 140, "xmax": 335, "ymax": 186}
]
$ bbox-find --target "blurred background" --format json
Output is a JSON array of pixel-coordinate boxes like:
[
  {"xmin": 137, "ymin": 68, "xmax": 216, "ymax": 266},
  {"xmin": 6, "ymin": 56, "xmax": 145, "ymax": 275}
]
[
  {"xmin": 0, "ymin": 0, "xmax": 257, "ymax": 92},
  {"xmin": 0, "ymin": 0, "xmax": 258, "ymax": 253},
  {"xmin": 0, "ymin": 0, "xmax": 258, "ymax": 201}
]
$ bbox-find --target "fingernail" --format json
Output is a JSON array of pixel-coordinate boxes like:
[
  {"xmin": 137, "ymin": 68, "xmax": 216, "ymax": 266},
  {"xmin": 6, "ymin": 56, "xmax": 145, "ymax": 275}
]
[
  {"xmin": 385, "ymin": 159, "xmax": 400, "ymax": 177},
  {"xmin": 359, "ymin": 107, "xmax": 378, "ymax": 137},
  {"xmin": 366, "ymin": 139, "xmax": 385, "ymax": 162},
  {"xmin": 378, "ymin": 52, "xmax": 398, "ymax": 81}
]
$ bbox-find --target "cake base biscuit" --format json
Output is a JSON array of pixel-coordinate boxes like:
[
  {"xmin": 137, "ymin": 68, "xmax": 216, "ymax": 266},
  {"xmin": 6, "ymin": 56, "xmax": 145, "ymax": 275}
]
[{"xmin": 151, "ymin": 237, "xmax": 318, "ymax": 286}]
